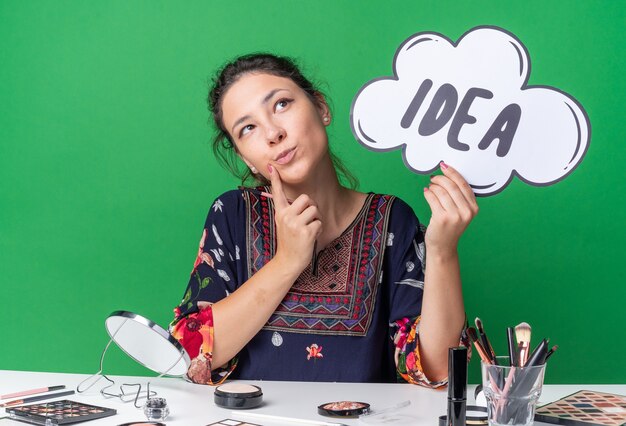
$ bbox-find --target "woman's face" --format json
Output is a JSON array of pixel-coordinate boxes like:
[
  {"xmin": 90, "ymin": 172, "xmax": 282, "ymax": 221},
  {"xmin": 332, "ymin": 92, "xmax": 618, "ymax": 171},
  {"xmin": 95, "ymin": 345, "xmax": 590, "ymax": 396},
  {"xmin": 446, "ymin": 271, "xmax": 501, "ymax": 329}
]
[{"xmin": 220, "ymin": 72, "xmax": 330, "ymax": 185}]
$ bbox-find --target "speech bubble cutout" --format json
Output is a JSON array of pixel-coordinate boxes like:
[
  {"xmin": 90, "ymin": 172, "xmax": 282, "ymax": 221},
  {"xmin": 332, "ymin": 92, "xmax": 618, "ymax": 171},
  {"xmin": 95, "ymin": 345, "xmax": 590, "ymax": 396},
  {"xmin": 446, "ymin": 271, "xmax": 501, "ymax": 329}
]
[{"xmin": 350, "ymin": 26, "xmax": 590, "ymax": 196}]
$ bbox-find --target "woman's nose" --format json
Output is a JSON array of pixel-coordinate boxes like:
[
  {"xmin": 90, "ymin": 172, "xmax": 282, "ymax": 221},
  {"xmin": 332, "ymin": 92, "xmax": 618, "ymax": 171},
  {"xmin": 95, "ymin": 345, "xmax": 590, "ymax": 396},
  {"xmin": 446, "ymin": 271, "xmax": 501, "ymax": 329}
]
[{"xmin": 266, "ymin": 125, "xmax": 286, "ymax": 144}]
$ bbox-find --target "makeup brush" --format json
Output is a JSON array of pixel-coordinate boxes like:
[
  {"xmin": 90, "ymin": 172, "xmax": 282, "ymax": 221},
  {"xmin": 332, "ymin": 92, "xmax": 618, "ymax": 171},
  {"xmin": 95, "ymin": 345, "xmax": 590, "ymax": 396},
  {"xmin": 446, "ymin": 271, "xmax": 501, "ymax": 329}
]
[
  {"xmin": 1, "ymin": 385, "xmax": 65, "ymax": 400},
  {"xmin": 0, "ymin": 390, "xmax": 75, "ymax": 407},
  {"xmin": 475, "ymin": 318, "xmax": 497, "ymax": 365},
  {"xmin": 467, "ymin": 327, "xmax": 492, "ymax": 364},
  {"xmin": 515, "ymin": 322, "xmax": 532, "ymax": 367},
  {"xmin": 525, "ymin": 338, "xmax": 549, "ymax": 367},
  {"xmin": 545, "ymin": 345, "xmax": 559, "ymax": 361},
  {"xmin": 507, "ymin": 327, "xmax": 518, "ymax": 366}
]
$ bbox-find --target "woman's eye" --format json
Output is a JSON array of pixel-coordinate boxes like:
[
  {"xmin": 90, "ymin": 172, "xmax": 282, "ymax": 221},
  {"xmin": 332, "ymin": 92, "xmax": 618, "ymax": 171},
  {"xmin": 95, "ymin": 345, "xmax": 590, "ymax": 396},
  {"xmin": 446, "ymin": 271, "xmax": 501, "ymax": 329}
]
[
  {"xmin": 275, "ymin": 98, "xmax": 292, "ymax": 112},
  {"xmin": 240, "ymin": 124, "xmax": 254, "ymax": 137}
]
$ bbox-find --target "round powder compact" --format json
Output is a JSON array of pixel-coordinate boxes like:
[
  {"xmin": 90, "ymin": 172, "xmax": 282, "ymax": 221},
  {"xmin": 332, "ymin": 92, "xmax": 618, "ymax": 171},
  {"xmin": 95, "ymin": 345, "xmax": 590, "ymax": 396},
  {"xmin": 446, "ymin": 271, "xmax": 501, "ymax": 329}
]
[
  {"xmin": 318, "ymin": 401, "xmax": 370, "ymax": 418},
  {"xmin": 214, "ymin": 383, "xmax": 263, "ymax": 409},
  {"xmin": 437, "ymin": 405, "xmax": 488, "ymax": 426}
]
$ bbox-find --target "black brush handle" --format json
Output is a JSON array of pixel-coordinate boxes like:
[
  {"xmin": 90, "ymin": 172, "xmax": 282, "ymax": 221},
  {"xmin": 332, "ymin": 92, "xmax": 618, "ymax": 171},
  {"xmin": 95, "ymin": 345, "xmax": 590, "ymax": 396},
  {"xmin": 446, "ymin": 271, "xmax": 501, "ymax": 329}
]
[{"xmin": 507, "ymin": 327, "xmax": 518, "ymax": 367}]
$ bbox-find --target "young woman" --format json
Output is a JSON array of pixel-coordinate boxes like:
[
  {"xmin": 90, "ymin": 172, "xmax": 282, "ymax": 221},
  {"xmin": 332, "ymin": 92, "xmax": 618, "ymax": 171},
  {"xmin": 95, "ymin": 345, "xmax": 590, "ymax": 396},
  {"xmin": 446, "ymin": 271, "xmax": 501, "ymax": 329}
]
[{"xmin": 170, "ymin": 54, "xmax": 478, "ymax": 387}]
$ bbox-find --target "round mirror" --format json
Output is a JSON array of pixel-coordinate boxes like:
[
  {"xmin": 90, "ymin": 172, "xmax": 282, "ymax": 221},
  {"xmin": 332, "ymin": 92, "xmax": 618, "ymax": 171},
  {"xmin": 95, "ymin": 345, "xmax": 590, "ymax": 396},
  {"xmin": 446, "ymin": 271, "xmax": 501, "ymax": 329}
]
[{"xmin": 105, "ymin": 311, "xmax": 190, "ymax": 377}]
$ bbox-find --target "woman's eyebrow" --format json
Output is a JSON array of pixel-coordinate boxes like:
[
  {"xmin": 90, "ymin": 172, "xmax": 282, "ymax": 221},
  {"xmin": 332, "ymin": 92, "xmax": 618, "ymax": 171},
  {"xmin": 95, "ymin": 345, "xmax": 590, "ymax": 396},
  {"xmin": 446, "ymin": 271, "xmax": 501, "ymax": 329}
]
[
  {"xmin": 262, "ymin": 88, "xmax": 288, "ymax": 104},
  {"xmin": 230, "ymin": 88, "xmax": 290, "ymax": 134},
  {"xmin": 231, "ymin": 114, "xmax": 251, "ymax": 134}
]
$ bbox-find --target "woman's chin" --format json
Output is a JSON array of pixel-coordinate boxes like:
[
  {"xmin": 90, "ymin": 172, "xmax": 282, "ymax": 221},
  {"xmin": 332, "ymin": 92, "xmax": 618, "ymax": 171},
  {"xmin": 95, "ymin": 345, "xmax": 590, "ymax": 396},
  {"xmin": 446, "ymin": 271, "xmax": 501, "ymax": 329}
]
[{"xmin": 275, "ymin": 165, "xmax": 310, "ymax": 186}]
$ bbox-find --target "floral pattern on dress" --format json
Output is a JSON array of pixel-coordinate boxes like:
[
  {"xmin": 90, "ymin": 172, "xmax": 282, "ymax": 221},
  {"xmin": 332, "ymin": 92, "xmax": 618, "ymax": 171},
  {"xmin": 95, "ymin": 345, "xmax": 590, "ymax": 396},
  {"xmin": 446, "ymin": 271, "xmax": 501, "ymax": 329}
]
[
  {"xmin": 176, "ymin": 271, "xmax": 213, "ymax": 314},
  {"xmin": 306, "ymin": 343, "xmax": 323, "ymax": 361},
  {"xmin": 393, "ymin": 316, "xmax": 471, "ymax": 389},
  {"xmin": 172, "ymin": 196, "xmax": 240, "ymax": 384},
  {"xmin": 170, "ymin": 305, "xmax": 237, "ymax": 385},
  {"xmin": 212, "ymin": 199, "xmax": 224, "ymax": 212},
  {"xmin": 192, "ymin": 229, "xmax": 214, "ymax": 274}
]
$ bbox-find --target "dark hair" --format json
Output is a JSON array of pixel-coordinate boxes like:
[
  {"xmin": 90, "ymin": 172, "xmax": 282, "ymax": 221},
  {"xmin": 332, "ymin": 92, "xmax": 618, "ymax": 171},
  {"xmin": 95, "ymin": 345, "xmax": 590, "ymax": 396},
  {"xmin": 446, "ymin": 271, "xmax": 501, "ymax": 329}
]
[{"xmin": 207, "ymin": 53, "xmax": 358, "ymax": 189}]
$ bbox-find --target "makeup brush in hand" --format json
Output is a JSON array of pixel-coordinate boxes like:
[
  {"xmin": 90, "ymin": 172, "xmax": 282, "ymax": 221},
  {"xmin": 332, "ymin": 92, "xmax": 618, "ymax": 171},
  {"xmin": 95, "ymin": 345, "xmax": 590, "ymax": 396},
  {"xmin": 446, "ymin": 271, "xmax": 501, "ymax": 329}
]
[{"xmin": 515, "ymin": 322, "xmax": 532, "ymax": 366}]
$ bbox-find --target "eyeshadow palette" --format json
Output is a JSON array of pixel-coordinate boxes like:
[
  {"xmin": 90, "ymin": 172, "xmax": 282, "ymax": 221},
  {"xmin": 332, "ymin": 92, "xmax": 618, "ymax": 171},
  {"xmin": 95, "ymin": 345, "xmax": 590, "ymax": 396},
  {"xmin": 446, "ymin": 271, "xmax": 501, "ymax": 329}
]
[
  {"xmin": 5, "ymin": 400, "xmax": 116, "ymax": 425},
  {"xmin": 535, "ymin": 390, "xmax": 626, "ymax": 425},
  {"xmin": 206, "ymin": 420, "xmax": 260, "ymax": 426}
]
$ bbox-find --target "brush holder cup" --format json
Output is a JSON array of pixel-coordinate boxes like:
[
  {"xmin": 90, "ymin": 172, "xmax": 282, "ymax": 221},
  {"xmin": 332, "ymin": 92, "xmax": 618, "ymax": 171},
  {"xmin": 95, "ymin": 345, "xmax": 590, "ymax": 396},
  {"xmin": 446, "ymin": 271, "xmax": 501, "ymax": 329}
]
[{"xmin": 481, "ymin": 357, "xmax": 546, "ymax": 426}]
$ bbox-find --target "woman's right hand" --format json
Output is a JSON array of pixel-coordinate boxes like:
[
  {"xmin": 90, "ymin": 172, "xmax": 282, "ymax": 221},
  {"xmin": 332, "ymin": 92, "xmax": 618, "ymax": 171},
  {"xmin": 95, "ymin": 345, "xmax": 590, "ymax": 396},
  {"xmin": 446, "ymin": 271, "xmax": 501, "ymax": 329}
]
[{"xmin": 268, "ymin": 164, "xmax": 322, "ymax": 273}]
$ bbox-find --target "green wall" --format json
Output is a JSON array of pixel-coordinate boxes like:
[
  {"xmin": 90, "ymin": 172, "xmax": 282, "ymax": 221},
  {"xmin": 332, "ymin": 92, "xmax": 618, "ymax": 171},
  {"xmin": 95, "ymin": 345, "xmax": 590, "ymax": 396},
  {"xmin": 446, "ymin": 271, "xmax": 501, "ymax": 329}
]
[{"xmin": 1, "ymin": 1, "xmax": 624, "ymax": 384}]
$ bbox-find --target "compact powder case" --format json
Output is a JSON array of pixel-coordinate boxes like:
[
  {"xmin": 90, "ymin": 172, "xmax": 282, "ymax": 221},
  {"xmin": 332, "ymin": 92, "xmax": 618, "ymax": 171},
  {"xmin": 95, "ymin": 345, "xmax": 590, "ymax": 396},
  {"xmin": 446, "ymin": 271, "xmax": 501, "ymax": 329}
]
[
  {"xmin": 438, "ymin": 405, "xmax": 488, "ymax": 426},
  {"xmin": 318, "ymin": 401, "xmax": 371, "ymax": 418},
  {"xmin": 213, "ymin": 383, "xmax": 263, "ymax": 409},
  {"xmin": 117, "ymin": 423, "xmax": 166, "ymax": 426}
]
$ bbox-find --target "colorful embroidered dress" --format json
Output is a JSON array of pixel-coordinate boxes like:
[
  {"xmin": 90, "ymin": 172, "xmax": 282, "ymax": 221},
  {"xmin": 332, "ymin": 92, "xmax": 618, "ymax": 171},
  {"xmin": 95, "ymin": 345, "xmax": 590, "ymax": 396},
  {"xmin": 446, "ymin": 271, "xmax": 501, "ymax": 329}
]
[{"xmin": 170, "ymin": 188, "xmax": 469, "ymax": 387}]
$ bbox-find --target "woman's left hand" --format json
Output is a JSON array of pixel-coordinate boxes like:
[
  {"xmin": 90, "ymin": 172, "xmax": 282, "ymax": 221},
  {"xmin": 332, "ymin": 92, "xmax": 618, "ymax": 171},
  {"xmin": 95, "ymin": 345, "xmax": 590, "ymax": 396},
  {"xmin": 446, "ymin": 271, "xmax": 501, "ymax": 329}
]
[{"xmin": 423, "ymin": 161, "xmax": 478, "ymax": 256}]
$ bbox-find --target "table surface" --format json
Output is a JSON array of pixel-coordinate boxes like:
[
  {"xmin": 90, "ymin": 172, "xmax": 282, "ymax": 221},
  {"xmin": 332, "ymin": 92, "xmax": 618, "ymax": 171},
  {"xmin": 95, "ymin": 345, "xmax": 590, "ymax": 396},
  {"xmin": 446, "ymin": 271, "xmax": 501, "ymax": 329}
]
[{"xmin": 0, "ymin": 370, "xmax": 624, "ymax": 426}]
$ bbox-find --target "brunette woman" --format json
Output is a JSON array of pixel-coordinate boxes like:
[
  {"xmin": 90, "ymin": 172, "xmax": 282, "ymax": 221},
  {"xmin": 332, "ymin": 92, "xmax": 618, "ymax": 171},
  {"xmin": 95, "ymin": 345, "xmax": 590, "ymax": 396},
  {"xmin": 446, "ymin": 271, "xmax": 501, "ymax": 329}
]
[{"xmin": 171, "ymin": 54, "xmax": 477, "ymax": 386}]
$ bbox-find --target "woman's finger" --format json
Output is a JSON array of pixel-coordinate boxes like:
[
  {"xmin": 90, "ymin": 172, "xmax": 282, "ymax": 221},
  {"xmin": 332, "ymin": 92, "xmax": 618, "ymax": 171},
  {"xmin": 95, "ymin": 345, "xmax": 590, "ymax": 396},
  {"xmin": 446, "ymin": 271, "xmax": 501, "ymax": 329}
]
[
  {"xmin": 430, "ymin": 175, "xmax": 475, "ymax": 220},
  {"xmin": 427, "ymin": 182, "xmax": 458, "ymax": 214},
  {"xmin": 288, "ymin": 194, "xmax": 317, "ymax": 215},
  {"xmin": 298, "ymin": 204, "xmax": 322, "ymax": 225},
  {"xmin": 268, "ymin": 164, "xmax": 290, "ymax": 211},
  {"xmin": 439, "ymin": 162, "xmax": 479, "ymax": 213},
  {"xmin": 310, "ymin": 218, "xmax": 323, "ymax": 238},
  {"xmin": 423, "ymin": 186, "xmax": 445, "ymax": 216}
]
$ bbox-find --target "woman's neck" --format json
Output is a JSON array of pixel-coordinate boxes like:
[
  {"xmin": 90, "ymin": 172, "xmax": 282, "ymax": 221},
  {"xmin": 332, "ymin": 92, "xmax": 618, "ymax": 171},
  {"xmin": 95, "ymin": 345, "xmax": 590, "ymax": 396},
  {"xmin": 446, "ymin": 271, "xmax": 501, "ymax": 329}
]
[{"xmin": 281, "ymin": 155, "xmax": 367, "ymax": 249}]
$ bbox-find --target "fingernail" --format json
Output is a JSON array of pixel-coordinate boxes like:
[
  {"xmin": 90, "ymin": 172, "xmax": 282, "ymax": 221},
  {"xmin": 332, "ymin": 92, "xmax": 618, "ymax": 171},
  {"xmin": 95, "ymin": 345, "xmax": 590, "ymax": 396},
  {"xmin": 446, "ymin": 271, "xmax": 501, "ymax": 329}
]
[
  {"xmin": 440, "ymin": 161, "xmax": 448, "ymax": 170},
  {"xmin": 267, "ymin": 164, "xmax": 274, "ymax": 174},
  {"xmin": 423, "ymin": 187, "xmax": 429, "ymax": 192}
]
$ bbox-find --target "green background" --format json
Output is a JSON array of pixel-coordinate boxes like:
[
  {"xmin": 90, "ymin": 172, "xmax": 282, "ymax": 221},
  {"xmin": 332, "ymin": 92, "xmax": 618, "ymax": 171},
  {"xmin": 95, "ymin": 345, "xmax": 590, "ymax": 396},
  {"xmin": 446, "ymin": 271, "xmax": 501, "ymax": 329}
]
[{"xmin": 1, "ymin": 1, "xmax": 625, "ymax": 384}]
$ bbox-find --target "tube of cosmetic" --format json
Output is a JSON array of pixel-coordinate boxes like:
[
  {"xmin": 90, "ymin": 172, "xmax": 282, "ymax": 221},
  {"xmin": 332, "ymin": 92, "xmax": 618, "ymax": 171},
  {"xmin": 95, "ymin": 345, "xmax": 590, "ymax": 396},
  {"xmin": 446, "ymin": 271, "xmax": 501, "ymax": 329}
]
[{"xmin": 447, "ymin": 346, "xmax": 467, "ymax": 426}]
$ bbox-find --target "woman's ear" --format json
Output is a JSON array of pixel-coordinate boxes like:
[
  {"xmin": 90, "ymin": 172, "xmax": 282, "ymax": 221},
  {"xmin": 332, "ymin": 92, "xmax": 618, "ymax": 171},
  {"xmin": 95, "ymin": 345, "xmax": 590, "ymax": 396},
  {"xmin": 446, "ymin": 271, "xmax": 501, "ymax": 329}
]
[
  {"xmin": 238, "ymin": 154, "xmax": 258, "ymax": 174},
  {"xmin": 314, "ymin": 92, "xmax": 331, "ymax": 125},
  {"xmin": 232, "ymin": 143, "xmax": 255, "ymax": 173}
]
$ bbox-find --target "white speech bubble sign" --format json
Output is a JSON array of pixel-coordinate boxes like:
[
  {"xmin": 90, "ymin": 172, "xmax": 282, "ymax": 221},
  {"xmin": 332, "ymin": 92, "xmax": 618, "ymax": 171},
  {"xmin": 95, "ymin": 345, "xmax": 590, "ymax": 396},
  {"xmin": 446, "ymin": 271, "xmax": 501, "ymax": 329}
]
[{"xmin": 350, "ymin": 26, "xmax": 591, "ymax": 196}]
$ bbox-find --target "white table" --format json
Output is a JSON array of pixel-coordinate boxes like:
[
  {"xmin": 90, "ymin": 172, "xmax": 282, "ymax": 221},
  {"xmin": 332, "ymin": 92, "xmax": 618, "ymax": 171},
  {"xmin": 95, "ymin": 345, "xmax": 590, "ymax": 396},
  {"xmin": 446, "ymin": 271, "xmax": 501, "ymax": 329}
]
[{"xmin": 1, "ymin": 370, "xmax": 624, "ymax": 425}]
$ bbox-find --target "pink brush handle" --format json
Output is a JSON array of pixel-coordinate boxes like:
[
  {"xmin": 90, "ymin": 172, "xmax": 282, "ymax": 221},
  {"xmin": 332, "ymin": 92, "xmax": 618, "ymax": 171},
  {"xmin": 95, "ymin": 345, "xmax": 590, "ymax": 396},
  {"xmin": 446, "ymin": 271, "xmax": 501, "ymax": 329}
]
[{"xmin": 1, "ymin": 387, "xmax": 48, "ymax": 399}]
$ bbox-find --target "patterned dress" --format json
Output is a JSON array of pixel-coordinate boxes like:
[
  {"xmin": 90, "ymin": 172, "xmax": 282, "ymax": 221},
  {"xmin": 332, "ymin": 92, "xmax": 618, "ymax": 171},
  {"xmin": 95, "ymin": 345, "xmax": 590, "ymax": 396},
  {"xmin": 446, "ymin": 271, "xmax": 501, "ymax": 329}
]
[{"xmin": 170, "ymin": 187, "xmax": 469, "ymax": 387}]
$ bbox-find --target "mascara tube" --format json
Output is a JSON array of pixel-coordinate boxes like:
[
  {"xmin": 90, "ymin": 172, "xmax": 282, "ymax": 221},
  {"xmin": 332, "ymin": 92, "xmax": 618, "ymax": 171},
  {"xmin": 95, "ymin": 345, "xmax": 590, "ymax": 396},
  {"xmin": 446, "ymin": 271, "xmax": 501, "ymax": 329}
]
[{"xmin": 447, "ymin": 346, "xmax": 467, "ymax": 426}]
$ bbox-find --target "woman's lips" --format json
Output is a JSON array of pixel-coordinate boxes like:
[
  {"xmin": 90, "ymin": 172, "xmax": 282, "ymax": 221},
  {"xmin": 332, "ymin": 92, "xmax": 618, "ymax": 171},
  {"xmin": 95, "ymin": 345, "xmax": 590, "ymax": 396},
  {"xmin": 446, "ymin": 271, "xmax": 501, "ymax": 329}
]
[{"xmin": 274, "ymin": 147, "xmax": 296, "ymax": 165}]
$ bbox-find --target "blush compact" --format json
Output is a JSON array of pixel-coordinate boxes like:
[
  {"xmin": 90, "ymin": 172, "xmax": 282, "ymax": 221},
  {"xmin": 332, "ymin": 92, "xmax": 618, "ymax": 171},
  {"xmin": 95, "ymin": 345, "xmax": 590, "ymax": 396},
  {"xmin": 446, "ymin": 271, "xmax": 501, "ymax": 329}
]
[
  {"xmin": 318, "ymin": 401, "xmax": 371, "ymax": 418},
  {"xmin": 213, "ymin": 383, "xmax": 263, "ymax": 409}
]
